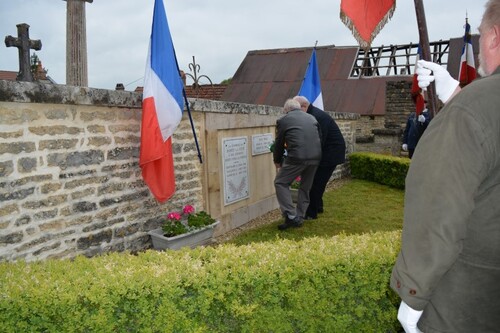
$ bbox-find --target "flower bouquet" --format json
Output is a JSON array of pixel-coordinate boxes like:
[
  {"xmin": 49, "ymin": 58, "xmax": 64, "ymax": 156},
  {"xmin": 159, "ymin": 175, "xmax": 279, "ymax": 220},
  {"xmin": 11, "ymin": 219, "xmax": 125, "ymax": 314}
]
[
  {"xmin": 269, "ymin": 140, "xmax": 288, "ymax": 157},
  {"xmin": 290, "ymin": 176, "xmax": 301, "ymax": 189}
]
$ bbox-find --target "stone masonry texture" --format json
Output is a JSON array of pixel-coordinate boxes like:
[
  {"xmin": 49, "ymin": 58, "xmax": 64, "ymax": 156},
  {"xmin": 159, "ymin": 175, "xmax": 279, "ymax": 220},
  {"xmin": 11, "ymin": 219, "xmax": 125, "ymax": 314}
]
[{"xmin": 0, "ymin": 80, "xmax": 359, "ymax": 262}]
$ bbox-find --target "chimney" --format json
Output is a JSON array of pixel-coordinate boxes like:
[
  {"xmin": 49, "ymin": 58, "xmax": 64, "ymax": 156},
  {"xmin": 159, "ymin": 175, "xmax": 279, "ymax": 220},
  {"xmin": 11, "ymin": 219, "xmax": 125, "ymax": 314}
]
[
  {"xmin": 180, "ymin": 70, "xmax": 186, "ymax": 86},
  {"xmin": 35, "ymin": 61, "xmax": 47, "ymax": 81}
]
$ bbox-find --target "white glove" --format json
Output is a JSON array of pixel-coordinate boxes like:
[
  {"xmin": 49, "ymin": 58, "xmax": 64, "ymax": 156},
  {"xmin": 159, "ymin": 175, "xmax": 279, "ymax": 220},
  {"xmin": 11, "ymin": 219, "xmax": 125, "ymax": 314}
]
[
  {"xmin": 416, "ymin": 60, "xmax": 459, "ymax": 103},
  {"xmin": 397, "ymin": 301, "xmax": 423, "ymax": 333},
  {"xmin": 418, "ymin": 114, "xmax": 426, "ymax": 123},
  {"xmin": 402, "ymin": 144, "xmax": 408, "ymax": 151}
]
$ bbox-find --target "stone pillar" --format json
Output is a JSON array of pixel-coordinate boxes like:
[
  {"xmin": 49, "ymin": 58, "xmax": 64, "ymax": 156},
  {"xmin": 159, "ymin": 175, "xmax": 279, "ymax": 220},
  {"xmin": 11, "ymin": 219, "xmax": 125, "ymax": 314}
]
[{"xmin": 65, "ymin": 0, "xmax": 93, "ymax": 87}]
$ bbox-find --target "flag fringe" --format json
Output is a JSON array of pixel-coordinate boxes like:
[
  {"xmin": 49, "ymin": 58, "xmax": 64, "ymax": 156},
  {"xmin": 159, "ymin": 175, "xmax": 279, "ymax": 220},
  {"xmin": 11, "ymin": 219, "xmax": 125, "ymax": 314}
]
[{"xmin": 340, "ymin": 2, "xmax": 396, "ymax": 50}]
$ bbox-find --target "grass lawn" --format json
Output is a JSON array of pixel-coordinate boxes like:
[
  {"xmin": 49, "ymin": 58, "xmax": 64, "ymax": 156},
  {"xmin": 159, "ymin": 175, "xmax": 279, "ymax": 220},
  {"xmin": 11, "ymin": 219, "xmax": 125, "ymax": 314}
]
[{"xmin": 226, "ymin": 178, "xmax": 405, "ymax": 246}]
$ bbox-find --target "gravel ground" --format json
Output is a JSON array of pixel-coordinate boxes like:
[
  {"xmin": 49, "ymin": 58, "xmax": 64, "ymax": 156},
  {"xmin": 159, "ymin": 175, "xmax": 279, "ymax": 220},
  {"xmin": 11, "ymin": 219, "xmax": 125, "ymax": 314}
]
[{"xmin": 212, "ymin": 177, "xmax": 351, "ymax": 244}]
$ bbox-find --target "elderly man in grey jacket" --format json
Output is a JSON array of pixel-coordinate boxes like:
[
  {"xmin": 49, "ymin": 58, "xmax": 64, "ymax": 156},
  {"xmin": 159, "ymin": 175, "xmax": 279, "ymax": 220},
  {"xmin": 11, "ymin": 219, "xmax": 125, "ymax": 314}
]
[
  {"xmin": 273, "ymin": 98, "xmax": 321, "ymax": 230},
  {"xmin": 391, "ymin": 1, "xmax": 500, "ymax": 331}
]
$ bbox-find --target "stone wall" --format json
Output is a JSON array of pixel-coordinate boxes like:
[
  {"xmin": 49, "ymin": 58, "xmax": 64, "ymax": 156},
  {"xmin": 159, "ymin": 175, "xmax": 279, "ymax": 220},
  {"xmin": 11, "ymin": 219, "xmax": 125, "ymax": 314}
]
[
  {"xmin": 355, "ymin": 115, "xmax": 385, "ymax": 140},
  {"xmin": 0, "ymin": 81, "xmax": 205, "ymax": 261},
  {"xmin": 354, "ymin": 80, "xmax": 416, "ymax": 156},
  {"xmin": 385, "ymin": 81, "xmax": 415, "ymax": 130},
  {"xmin": 0, "ymin": 80, "xmax": 358, "ymax": 262}
]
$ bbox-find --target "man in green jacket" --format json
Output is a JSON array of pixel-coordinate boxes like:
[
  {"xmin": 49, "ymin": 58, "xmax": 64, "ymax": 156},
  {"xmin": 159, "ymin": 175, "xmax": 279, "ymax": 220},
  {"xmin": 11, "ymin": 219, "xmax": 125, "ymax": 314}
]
[{"xmin": 391, "ymin": 1, "xmax": 500, "ymax": 331}]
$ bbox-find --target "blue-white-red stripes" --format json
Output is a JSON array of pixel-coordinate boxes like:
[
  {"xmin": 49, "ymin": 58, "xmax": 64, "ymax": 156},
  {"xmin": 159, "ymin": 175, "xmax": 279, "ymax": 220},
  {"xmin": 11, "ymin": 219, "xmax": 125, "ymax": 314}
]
[
  {"xmin": 298, "ymin": 48, "xmax": 324, "ymax": 110},
  {"xmin": 140, "ymin": 0, "xmax": 184, "ymax": 202},
  {"xmin": 458, "ymin": 18, "xmax": 476, "ymax": 87}
]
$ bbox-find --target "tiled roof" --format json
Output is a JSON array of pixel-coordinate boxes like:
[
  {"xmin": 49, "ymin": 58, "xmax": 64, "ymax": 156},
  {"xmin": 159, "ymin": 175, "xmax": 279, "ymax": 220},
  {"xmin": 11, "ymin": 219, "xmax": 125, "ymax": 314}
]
[
  {"xmin": 220, "ymin": 38, "xmax": 478, "ymax": 116},
  {"xmin": 184, "ymin": 84, "xmax": 227, "ymax": 100},
  {"xmin": 134, "ymin": 84, "xmax": 227, "ymax": 101},
  {"xmin": 219, "ymin": 45, "xmax": 402, "ymax": 115},
  {"xmin": 0, "ymin": 65, "xmax": 56, "ymax": 84},
  {"xmin": 0, "ymin": 71, "xmax": 17, "ymax": 81}
]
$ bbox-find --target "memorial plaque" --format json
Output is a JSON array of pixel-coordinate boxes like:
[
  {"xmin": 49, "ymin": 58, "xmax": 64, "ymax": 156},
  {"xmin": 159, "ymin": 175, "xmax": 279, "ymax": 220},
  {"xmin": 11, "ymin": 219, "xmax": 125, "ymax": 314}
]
[
  {"xmin": 251, "ymin": 133, "xmax": 274, "ymax": 156},
  {"xmin": 222, "ymin": 137, "xmax": 249, "ymax": 205}
]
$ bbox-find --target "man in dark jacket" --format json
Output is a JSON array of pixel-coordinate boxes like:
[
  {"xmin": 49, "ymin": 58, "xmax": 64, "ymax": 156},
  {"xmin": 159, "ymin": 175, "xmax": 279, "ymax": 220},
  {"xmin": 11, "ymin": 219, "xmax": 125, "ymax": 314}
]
[
  {"xmin": 402, "ymin": 107, "xmax": 430, "ymax": 159},
  {"xmin": 294, "ymin": 96, "xmax": 346, "ymax": 219},
  {"xmin": 273, "ymin": 98, "xmax": 322, "ymax": 230}
]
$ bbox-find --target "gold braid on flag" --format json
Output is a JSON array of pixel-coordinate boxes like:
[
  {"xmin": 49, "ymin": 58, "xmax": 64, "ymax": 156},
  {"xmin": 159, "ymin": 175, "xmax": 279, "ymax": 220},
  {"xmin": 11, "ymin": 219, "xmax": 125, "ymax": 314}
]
[{"xmin": 340, "ymin": 0, "xmax": 396, "ymax": 50}]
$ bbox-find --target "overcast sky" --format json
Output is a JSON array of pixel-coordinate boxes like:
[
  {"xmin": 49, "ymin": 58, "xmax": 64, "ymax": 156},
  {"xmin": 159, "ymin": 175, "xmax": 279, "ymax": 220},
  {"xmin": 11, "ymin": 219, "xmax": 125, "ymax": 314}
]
[{"xmin": 0, "ymin": 0, "xmax": 487, "ymax": 90}]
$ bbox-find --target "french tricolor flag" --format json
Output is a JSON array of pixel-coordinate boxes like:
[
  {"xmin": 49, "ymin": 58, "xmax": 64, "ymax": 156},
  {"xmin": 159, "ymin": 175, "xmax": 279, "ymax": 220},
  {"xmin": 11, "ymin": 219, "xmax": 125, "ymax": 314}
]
[
  {"xmin": 458, "ymin": 17, "xmax": 476, "ymax": 87},
  {"xmin": 298, "ymin": 48, "xmax": 324, "ymax": 110},
  {"xmin": 140, "ymin": 0, "xmax": 184, "ymax": 202}
]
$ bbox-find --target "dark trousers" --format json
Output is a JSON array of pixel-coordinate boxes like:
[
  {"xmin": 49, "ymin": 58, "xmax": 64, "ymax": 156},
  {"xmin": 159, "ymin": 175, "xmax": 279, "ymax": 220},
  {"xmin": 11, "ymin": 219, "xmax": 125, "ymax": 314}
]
[{"xmin": 306, "ymin": 164, "xmax": 338, "ymax": 218}]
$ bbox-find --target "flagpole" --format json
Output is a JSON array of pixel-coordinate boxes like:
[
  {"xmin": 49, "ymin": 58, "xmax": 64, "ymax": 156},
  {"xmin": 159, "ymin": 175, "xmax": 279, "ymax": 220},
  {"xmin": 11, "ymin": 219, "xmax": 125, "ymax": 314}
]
[
  {"xmin": 464, "ymin": 15, "xmax": 469, "ymax": 85},
  {"xmin": 414, "ymin": 0, "xmax": 438, "ymax": 118},
  {"xmin": 300, "ymin": 41, "xmax": 317, "ymax": 88},
  {"xmin": 182, "ymin": 89, "xmax": 203, "ymax": 163},
  {"xmin": 304, "ymin": 41, "xmax": 317, "ymax": 76},
  {"xmin": 171, "ymin": 48, "xmax": 203, "ymax": 164}
]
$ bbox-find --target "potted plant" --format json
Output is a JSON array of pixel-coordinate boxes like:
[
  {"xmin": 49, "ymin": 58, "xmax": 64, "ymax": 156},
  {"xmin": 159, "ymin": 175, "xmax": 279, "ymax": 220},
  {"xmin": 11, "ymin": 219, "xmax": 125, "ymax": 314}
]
[{"xmin": 148, "ymin": 205, "xmax": 219, "ymax": 250}]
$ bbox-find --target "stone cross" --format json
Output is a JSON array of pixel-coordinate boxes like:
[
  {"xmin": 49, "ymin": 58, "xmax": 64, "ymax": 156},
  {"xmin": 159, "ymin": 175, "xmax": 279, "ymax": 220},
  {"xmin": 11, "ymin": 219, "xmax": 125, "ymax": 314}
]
[
  {"xmin": 64, "ymin": 0, "xmax": 93, "ymax": 87},
  {"xmin": 4, "ymin": 23, "xmax": 42, "ymax": 82}
]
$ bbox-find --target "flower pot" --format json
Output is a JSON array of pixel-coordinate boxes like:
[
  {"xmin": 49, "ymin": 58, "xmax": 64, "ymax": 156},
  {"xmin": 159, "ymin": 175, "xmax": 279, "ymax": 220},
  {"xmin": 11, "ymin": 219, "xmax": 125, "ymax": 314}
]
[
  {"xmin": 148, "ymin": 221, "xmax": 220, "ymax": 250},
  {"xmin": 290, "ymin": 188, "xmax": 298, "ymax": 203}
]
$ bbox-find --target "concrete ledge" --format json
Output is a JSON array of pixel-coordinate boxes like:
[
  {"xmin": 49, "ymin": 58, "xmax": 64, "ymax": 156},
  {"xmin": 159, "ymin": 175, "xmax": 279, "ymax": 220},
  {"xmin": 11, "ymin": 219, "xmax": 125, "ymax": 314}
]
[
  {"xmin": 0, "ymin": 80, "xmax": 361, "ymax": 122},
  {"xmin": 0, "ymin": 80, "xmax": 142, "ymax": 108},
  {"xmin": 326, "ymin": 111, "xmax": 360, "ymax": 121},
  {"xmin": 187, "ymin": 98, "xmax": 284, "ymax": 117}
]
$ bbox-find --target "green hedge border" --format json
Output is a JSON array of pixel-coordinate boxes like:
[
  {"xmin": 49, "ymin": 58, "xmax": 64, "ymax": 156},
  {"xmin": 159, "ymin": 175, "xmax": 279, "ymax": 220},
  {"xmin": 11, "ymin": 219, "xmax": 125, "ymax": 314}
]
[
  {"xmin": 0, "ymin": 232, "xmax": 402, "ymax": 332},
  {"xmin": 349, "ymin": 152, "xmax": 410, "ymax": 189}
]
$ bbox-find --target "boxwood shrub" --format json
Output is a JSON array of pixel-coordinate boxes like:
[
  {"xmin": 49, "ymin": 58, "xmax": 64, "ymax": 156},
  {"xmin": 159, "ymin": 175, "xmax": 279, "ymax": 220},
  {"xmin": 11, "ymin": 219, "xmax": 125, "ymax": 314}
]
[
  {"xmin": 0, "ymin": 231, "xmax": 402, "ymax": 332},
  {"xmin": 349, "ymin": 152, "xmax": 410, "ymax": 189}
]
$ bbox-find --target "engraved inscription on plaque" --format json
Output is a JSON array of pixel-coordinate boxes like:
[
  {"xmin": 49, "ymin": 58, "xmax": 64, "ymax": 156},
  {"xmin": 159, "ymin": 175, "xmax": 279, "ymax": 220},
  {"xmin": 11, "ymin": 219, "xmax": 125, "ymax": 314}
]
[
  {"xmin": 251, "ymin": 133, "xmax": 274, "ymax": 156},
  {"xmin": 222, "ymin": 137, "xmax": 249, "ymax": 205}
]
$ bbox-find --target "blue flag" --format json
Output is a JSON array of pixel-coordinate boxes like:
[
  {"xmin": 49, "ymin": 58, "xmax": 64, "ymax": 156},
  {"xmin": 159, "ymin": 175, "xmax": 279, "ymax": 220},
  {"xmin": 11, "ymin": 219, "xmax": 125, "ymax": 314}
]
[{"xmin": 298, "ymin": 49, "xmax": 324, "ymax": 110}]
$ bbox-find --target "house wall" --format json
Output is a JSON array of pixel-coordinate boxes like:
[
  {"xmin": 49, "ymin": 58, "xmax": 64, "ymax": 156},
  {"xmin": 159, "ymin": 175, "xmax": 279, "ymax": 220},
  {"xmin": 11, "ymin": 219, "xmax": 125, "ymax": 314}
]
[{"xmin": 0, "ymin": 81, "xmax": 357, "ymax": 262}]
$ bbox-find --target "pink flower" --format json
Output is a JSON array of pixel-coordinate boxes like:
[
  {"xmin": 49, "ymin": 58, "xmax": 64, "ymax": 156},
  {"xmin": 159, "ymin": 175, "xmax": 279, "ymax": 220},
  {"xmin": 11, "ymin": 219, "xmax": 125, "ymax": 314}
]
[
  {"xmin": 295, "ymin": 176, "xmax": 301, "ymax": 182},
  {"xmin": 183, "ymin": 205, "xmax": 195, "ymax": 215},
  {"xmin": 167, "ymin": 212, "xmax": 182, "ymax": 221}
]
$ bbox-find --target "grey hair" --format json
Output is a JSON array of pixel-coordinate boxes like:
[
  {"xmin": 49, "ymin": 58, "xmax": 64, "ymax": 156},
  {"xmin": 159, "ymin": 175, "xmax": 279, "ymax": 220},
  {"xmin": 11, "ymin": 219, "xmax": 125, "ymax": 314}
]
[
  {"xmin": 293, "ymin": 96, "xmax": 310, "ymax": 109},
  {"xmin": 283, "ymin": 98, "xmax": 301, "ymax": 113}
]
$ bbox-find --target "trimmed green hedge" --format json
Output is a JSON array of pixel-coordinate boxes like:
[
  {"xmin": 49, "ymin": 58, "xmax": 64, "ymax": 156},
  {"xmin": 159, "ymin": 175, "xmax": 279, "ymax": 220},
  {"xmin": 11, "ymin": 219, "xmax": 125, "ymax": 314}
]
[
  {"xmin": 0, "ymin": 232, "xmax": 402, "ymax": 332},
  {"xmin": 349, "ymin": 152, "xmax": 410, "ymax": 189}
]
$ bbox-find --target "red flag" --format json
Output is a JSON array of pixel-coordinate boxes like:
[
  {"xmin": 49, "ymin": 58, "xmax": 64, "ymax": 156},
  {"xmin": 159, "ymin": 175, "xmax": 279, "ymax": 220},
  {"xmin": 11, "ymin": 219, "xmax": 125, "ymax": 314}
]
[
  {"xmin": 412, "ymin": 46, "xmax": 425, "ymax": 116},
  {"xmin": 140, "ymin": 0, "xmax": 184, "ymax": 202},
  {"xmin": 340, "ymin": 0, "xmax": 396, "ymax": 49},
  {"xmin": 458, "ymin": 17, "xmax": 476, "ymax": 87}
]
